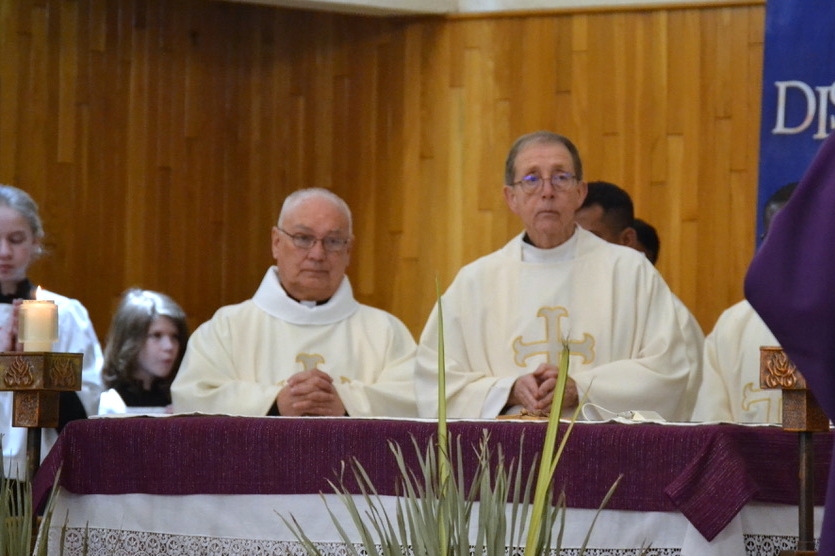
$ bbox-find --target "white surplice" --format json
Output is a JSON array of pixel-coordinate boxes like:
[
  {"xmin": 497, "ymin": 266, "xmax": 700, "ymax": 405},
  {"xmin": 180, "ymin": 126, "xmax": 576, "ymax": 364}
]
[
  {"xmin": 171, "ymin": 267, "xmax": 417, "ymax": 417},
  {"xmin": 0, "ymin": 289, "xmax": 104, "ymax": 479},
  {"xmin": 691, "ymin": 300, "xmax": 782, "ymax": 423},
  {"xmin": 416, "ymin": 228, "xmax": 690, "ymax": 420}
]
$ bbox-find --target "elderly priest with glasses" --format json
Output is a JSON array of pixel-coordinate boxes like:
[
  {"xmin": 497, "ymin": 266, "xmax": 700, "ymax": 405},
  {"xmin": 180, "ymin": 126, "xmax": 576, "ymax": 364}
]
[
  {"xmin": 172, "ymin": 188, "xmax": 417, "ymax": 417},
  {"xmin": 416, "ymin": 131, "xmax": 690, "ymax": 421}
]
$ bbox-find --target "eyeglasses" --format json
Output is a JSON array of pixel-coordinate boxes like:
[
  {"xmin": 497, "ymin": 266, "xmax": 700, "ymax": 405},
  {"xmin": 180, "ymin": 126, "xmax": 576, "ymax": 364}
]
[
  {"xmin": 278, "ymin": 228, "xmax": 350, "ymax": 253},
  {"xmin": 511, "ymin": 172, "xmax": 577, "ymax": 194}
]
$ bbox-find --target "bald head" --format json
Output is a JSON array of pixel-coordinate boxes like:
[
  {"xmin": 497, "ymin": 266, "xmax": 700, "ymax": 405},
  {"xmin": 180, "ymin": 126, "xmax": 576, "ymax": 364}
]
[{"xmin": 278, "ymin": 188, "xmax": 353, "ymax": 235}]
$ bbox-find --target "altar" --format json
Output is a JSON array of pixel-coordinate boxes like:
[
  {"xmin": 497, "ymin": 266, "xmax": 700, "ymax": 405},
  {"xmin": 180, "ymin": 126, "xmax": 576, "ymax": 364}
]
[{"xmin": 32, "ymin": 415, "xmax": 831, "ymax": 555}]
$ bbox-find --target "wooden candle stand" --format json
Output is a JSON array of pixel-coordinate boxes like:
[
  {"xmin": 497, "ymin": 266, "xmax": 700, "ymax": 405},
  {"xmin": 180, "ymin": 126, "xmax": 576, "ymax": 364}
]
[
  {"xmin": 0, "ymin": 351, "xmax": 83, "ymax": 480},
  {"xmin": 760, "ymin": 346, "xmax": 828, "ymax": 556}
]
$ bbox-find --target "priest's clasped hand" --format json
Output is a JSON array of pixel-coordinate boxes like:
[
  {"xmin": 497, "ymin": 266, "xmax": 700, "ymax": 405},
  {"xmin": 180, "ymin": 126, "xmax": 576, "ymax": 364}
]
[
  {"xmin": 276, "ymin": 368, "xmax": 347, "ymax": 417},
  {"xmin": 506, "ymin": 363, "xmax": 579, "ymax": 417}
]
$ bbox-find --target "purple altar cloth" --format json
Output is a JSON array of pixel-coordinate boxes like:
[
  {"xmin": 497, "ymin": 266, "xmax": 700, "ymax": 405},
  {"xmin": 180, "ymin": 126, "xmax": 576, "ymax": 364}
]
[{"xmin": 33, "ymin": 416, "xmax": 831, "ymax": 542}]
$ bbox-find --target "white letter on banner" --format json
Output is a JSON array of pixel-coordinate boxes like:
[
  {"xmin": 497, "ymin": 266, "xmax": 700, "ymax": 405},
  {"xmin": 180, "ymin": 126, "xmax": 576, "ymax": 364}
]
[
  {"xmin": 812, "ymin": 83, "xmax": 835, "ymax": 139},
  {"xmin": 773, "ymin": 80, "xmax": 816, "ymax": 134}
]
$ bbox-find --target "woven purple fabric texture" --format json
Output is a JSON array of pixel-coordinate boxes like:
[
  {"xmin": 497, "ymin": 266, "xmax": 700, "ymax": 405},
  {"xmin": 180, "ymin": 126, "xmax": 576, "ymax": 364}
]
[{"xmin": 33, "ymin": 416, "xmax": 831, "ymax": 542}]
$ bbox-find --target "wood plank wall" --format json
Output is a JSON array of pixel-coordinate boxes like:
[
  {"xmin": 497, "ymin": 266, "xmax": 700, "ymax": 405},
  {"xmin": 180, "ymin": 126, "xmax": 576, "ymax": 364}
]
[{"xmin": 0, "ymin": 0, "xmax": 764, "ymax": 344}]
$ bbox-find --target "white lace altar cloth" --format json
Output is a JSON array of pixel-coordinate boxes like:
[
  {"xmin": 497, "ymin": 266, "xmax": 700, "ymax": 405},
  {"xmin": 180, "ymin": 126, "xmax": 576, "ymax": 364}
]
[{"xmin": 42, "ymin": 493, "xmax": 822, "ymax": 556}]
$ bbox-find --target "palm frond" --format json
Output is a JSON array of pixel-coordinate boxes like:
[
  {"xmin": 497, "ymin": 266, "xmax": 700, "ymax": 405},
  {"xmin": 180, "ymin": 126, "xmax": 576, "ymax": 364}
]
[
  {"xmin": 525, "ymin": 341, "xmax": 571, "ymax": 553},
  {"xmin": 280, "ymin": 300, "xmax": 619, "ymax": 556},
  {"xmin": 435, "ymin": 278, "xmax": 449, "ymax": 556}
]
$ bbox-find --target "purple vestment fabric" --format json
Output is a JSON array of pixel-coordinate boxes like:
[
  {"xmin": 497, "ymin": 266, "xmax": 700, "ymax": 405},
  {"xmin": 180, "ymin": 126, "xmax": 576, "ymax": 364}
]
[{"xmin": 745, "ymin": 132, "xmax": 835, "ymax": 555}]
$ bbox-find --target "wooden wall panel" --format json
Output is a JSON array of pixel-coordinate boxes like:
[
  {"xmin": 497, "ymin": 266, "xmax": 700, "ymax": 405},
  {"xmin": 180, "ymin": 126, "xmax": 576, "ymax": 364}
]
[{"xmin": 0, "ymin": 0, "xmax": 764, "ymax": 345}]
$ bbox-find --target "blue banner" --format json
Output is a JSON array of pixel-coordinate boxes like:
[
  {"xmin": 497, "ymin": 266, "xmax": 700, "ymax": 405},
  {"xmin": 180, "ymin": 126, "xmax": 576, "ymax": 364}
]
[{"xmin": 757, "ymin": 0, "xmax": 835, "ymax": 242}]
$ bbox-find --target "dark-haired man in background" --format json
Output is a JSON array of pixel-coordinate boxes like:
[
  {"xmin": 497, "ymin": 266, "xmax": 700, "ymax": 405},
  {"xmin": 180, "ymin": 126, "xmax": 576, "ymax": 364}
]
[{"xmin": 632, "ymin": 218, "xmax": 660, "ymax": 265}]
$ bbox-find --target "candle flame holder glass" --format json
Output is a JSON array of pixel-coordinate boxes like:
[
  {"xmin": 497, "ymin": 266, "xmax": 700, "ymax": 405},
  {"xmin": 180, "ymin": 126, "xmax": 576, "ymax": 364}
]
[{"xmin": 19, "ymin": 300, "xmax": 59, "ymax": 352}]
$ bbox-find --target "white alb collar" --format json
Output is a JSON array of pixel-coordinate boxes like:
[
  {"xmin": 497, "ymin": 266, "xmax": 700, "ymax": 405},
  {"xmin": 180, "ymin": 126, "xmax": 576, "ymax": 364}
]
[
  {"xmin": 519, "ymin": 226, "xmax": 580, "ymax": 263},
  {"xmin": 252, "ymin": 266, "xmax": 360, "ymax": 325}
]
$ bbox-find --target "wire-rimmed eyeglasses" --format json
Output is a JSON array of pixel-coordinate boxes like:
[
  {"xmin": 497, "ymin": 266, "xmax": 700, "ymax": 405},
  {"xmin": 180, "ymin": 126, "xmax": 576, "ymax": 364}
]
[
  {"xmin": 278, "ymin": 228, "xmax": 350, "ymax": 253},
  {"xmin": 510, "ymin": 172, "xmax": 577, "ymax": 194}
]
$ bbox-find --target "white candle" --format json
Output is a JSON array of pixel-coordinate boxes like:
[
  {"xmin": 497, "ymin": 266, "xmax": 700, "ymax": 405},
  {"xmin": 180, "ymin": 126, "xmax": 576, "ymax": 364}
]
[{"xmin": 19, "ymin": 299, "xmax": 59, "ymax": 352}]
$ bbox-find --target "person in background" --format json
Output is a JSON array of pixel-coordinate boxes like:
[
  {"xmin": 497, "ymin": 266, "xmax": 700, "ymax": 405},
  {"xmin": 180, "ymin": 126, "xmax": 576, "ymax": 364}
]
[
  {"xmin": 632, "ymin": 218, "xmax": 660, "ymax": 265},
  {"xmin": 98, "ymin": 289, "xmax": 189, "ymax": 414},
  {"xmin": 171, "ymin": 188, "xmax": 417, "ymax": 417},
  {"xmin": 0, "ymin": 184, "xmax": 103, "ymax": 479},
  {"xmin": 575, "ymin": 181, "xmax": 704, "ymax": 419},
  {"xmin": 573, "ymin": 181, "xmax": 639, "ymax": 246},
  {"xmin": 692, "ymin": 182, "xmax": 797, "ymax": 423},
  {"xmin": 744, "ymin": 133, "xmax": 835, "ymax": 554},
  {"xmin": 415, "ymin": 131, "xmax": 689, "ymax": 421}
]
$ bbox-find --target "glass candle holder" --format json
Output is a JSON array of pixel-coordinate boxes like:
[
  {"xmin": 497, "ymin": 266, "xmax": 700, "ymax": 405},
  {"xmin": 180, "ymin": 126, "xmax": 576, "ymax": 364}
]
[{"xmin": 19, "ymin": 299, "xmax": 59, "ymax": 352}]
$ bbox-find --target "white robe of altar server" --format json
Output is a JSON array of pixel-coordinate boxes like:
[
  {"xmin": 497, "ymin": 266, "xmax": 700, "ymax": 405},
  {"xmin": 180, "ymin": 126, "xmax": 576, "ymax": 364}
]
[
  {"xmin": 691, "ymin": 300, "xmax": 781, "ymax": 423},
  {"xmin": 0, "ymin": 290, "xmax": 104, "ymax": 479},
  {"xmin": 415, "ymin": 228, "xmax": 691, "ymax": 421},
  {"xmin": 171, "ymin": 267, "xmax": 417, "ymax": 417}
]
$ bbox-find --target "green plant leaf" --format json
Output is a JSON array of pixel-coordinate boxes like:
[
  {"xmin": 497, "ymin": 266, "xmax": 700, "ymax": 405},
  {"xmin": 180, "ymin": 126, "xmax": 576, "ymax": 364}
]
[
  {"xmin": 279, "ymin": 295, "xmax": 619, "ymax": 555},
  {"xmin": 525, "ymin": 340, "xmax": 571, "ymax": 553},
  {"xmin": 435, "ymin": 277, "xmax": 449, "ymax": 556}
]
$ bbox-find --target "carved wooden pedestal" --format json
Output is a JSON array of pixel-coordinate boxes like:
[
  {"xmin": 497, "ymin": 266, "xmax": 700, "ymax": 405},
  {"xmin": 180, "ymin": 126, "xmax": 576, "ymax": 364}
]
[
  {"xmin": 0, "ymin": 352, "xmax": 83, "ymax": 480},
  {"xmin": 761, "ymin": 346, "xmax": 827, "ymax": 556}
]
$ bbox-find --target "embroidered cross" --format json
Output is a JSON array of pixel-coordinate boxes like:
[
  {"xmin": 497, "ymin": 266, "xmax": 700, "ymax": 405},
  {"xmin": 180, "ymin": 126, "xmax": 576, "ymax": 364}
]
[
  {"xmin": 741, "ymin": 382, "xmax": 779, "ymax": 421},
  {"xmin": 277, "ymin": 353, "xmax": 327, "ymax": 388},
  {"xmin": 296, "ymin": 353, "xmax": 325, "ymax": 372},
  {"xmin": 512, "ymin": 306, "xmax": 595, "ymax": 366},
  {"xmin": 296, "ymin": 355, "xmax": 350, "ymax": 384}
]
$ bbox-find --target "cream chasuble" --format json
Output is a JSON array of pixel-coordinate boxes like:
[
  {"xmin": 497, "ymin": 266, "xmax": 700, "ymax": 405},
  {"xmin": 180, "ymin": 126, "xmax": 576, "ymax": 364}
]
[
  {"xmin": 691, "ymin": 300, "xmax": 782, "ymax": 423},
  {"xmin": 416, "ymin": 228, "xmax": 690, "ymax": 421},
  {"xmin": 171, "ymin": 267, "xmax": 417, "ymax": 417},
  {"xmin": 674, "ymin": 294, "xmax": 705, "ymax": 421}
]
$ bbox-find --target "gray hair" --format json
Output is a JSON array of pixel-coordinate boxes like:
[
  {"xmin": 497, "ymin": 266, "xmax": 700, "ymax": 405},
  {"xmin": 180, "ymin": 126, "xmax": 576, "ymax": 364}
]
[
  {"xmin": 277, "ymin": 188, "xmax": 353, "ymax": 234},
  {"xmin": 0, "ymin": 185, "xmax": 45, "ymax": 239},
  {"xmin": 504, "ymin": 131, "xmax": 584, "ymax": 185}
]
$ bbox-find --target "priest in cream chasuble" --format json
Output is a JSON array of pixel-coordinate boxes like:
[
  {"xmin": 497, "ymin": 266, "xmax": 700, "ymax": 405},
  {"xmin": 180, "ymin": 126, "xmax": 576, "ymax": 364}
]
[
  {"xmin": 172, "ymin": 188, "xmax": 417, "ymax": 418},
  {"xmin": 693, "ymin": 300, "xmax": 782, "ymax": 423},
  {"xmin": 416, "ymin": 132, "xmax": 689, "ymax": 420}
]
